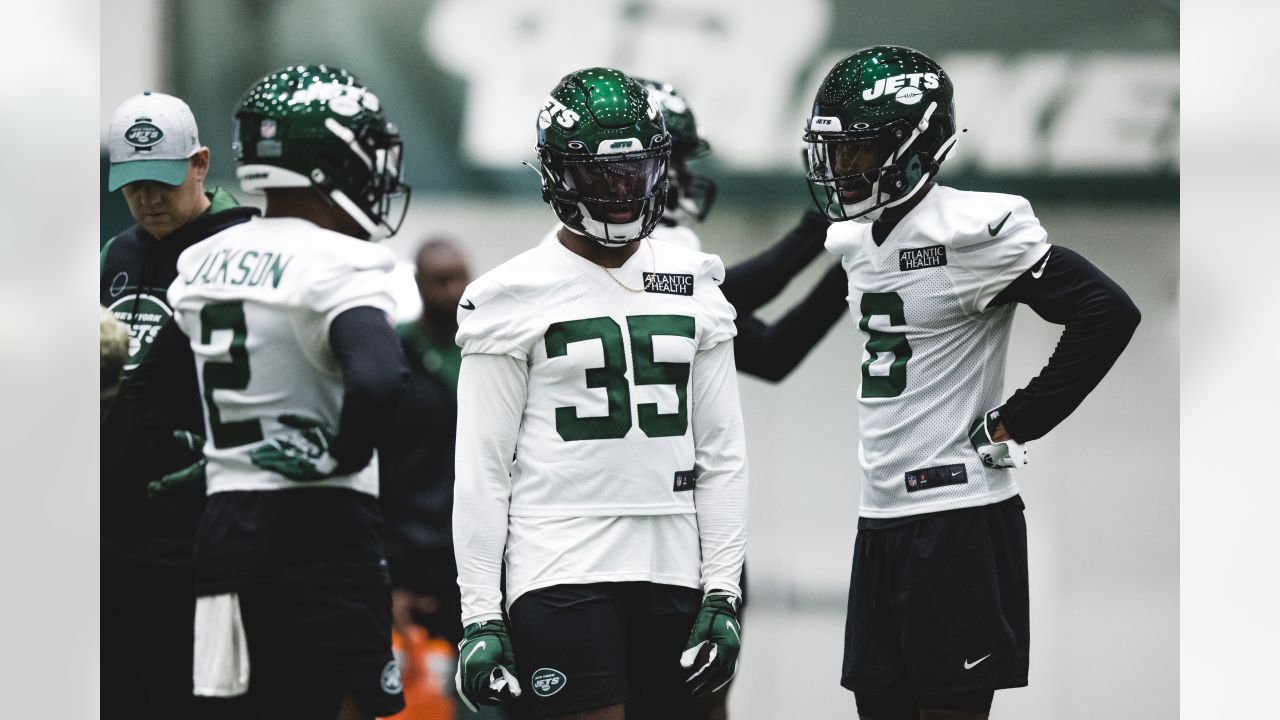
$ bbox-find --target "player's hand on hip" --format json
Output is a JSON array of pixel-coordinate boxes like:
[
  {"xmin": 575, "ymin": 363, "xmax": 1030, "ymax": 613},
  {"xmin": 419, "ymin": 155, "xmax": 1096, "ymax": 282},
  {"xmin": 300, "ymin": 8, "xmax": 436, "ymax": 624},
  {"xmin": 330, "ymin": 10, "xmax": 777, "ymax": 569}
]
[
  {"xmin": 968, "ymin": 407, "xmax": 1028, "ymax": 469},
  {"xmin": 249, "ymin": 414, "xmax": 343, "ymax": 481},
  {"xmin": 148, "ymin": 430, "xmax": 207, "ymax": 500},
  {"xmin": 455, "ymin": 619, "xmax": 521, "ymax": 712},
  {"xmin": 680, "ymin": 590, "xmax": 742, "ymax": 696}
]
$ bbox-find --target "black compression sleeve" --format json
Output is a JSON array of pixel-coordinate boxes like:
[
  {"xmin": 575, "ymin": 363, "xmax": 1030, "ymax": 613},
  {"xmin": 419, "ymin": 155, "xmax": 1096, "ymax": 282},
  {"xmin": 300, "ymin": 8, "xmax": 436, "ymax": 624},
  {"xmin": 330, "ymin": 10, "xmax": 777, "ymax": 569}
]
[
  {"xmin": 989, "ymin": 245, "xmax": 1141, "ymax": 441},
  {"xmin": 328, "ymin": 306, "xmax": 410, "ymax": 471},
  {"xmin": 734, "ymin": 262, "xmax": 848, "ymax": 382},
  {"xmin": 720, "ymin": 210, "xmax": 830, "ymax": 315}
]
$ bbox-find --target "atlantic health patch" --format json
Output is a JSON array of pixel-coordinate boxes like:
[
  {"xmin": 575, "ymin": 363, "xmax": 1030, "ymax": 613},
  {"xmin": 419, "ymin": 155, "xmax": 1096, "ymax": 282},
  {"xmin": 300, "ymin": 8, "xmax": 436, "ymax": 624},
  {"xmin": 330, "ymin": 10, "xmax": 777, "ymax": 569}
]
[
  {"xmin": 898, "ymin": 246, "xmax": 947, "ymax": 272},
  {"xmin": 643, "ymin": 272, "xmax": 694, "ymax": 296}
]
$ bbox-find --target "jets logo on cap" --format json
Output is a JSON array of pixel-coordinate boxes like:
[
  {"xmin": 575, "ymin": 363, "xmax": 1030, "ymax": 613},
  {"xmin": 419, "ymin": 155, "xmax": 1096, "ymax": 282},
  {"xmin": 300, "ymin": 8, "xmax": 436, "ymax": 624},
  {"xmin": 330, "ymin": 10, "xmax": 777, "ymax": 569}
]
[{"xmin": 124, "ymin": 121, "xmax": 164, "ymax": 148}]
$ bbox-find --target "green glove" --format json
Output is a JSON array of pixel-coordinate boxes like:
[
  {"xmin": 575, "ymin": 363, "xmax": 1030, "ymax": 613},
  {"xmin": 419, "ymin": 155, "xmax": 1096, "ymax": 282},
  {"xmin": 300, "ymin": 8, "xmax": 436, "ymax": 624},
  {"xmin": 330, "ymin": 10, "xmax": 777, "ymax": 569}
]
[
  {"xmin": 249, "ymin": 414, "xmax": 342, "ymax": 481},
  {"xmin": 680, "ymin": 591, "xmax": 742, "ymax": 696},
  {"xmin": 147, "ymin": 430, "xmax": 206, "ymax": 499},
  {"xmin": 455, "ymin": 619, "xmax": 521, "ymax": 713}
]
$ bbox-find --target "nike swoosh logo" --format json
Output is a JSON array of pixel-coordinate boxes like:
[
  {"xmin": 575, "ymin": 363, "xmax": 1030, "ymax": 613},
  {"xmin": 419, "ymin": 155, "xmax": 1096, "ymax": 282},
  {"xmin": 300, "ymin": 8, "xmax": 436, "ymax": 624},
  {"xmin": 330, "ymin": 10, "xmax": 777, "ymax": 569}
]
[
  {"xmin": 964, "ymin": 653, "xmax": 992, "ymax": 670},
  {"xmin": 465, "ymin": 640, "xmax": 486, "ymax": 664},
  {"xmin": 951, "ymin": 470, "xmax": 964, "ymax": 477},
  {"xmin": 459, "ymin": 299, "xmax": 476, "ymax": 310},
  {"xmin": 1031, "ymin": 251, "xmax": 1050, "ymax": 279},
  {"xmin": 987, "ymin": 212, "xmax": 1012, "ymax": 237}
]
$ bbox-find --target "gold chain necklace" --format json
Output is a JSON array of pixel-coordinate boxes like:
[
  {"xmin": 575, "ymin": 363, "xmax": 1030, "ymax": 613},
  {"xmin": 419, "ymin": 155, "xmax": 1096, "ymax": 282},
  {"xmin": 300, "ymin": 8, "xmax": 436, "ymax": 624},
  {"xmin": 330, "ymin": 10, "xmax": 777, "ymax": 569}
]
[{"xmin": 596, "ymin": 239, "xmax": 655, "ymax": 293}]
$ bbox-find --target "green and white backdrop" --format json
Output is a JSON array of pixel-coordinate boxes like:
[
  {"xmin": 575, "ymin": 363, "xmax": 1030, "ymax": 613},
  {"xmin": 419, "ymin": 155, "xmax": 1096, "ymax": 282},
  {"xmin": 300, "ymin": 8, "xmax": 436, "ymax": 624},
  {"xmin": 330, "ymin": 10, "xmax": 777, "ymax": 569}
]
[{"xmin": 102, "ymin": 1, "xmax": 1178, "ymax": 717}]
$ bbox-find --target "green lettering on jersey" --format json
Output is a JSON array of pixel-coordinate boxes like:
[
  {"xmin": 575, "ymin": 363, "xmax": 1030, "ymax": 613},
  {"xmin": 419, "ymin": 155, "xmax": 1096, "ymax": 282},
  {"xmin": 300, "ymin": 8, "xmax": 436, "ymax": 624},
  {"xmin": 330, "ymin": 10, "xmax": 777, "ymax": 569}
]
[
  {"xmin": 545, "ymin": 317, "xmax": 633, "ymax": 441},
  {"xmin": 232, "ymin": 251, "xmax": 258, "ymax": 285},
  {"xmin": 858, "ymin": 292, "xmax": 912, "ymax": 398},
  {"xmin": 544, "ymin": 314, "xmax": 696, "ymax": 442},
  {"xmin": 267, "ymin": 253, "xmax": 293, "ymax": 288},
  {"xmin": 200, "ymin": 301, "xmax": 264, "ymax": 448},
  {"xmin": 629, "ymin": 314, "xmax": 695, "ymax": 438}
]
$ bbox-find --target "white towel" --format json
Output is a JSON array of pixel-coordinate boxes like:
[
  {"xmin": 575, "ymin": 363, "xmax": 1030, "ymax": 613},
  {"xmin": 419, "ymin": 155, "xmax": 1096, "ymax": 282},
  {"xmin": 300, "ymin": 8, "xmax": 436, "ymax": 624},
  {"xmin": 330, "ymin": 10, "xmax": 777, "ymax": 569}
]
[{"xmin": 193, "ymin": 593, "xmax": 250, "ymax": 697}]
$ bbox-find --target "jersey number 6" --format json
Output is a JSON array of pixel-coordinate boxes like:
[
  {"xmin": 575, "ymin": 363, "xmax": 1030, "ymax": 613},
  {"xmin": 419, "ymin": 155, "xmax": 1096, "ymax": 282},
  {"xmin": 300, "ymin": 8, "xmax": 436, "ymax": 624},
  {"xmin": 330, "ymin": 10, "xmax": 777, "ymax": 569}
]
[
  {"xmin": 859, "ymin": 292, "xmax": 913, "ymax": 398},
  {"xmin": 545, "ymin": 314, "xmax": 695, "ymax": 441}
]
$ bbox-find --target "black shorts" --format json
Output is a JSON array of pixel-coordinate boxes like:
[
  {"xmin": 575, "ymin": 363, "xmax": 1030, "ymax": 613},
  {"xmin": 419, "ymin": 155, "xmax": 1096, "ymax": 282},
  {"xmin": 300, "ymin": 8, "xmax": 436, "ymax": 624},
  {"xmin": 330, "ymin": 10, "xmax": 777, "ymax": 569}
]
[
  {"xmin": 200, "ymin": 583, "xmax": 404, "ymax": 719},
  {"xmin": 842, "ymin": 495, "xmax": 1030, "ymax": 700},
  {"xmin": 507, "ymin": 582, "xmax": 711, "ymax": 719}
]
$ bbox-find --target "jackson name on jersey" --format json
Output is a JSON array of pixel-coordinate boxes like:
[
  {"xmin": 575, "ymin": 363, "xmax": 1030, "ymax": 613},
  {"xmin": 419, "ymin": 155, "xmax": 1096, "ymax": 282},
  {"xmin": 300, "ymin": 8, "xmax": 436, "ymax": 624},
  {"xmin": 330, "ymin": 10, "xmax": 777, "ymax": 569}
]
[
  {"xmin": 167, "ymin": 216, "xmax": 398, "ymax": 496},
  {"xmin": 825, "ymin": 186, "xmax": 1050, "ymax": 518}
]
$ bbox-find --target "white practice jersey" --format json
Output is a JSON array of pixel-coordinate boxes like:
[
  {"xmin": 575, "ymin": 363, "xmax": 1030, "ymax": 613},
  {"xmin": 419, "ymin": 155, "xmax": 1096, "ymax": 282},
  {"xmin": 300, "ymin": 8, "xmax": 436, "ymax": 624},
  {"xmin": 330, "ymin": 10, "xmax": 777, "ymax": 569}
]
[
  {"xmin": 167, "ymin": 216, "xmax": 398, "ymax": 497},
  {"xmin": 453, "ymin": 238, "xmax": 747, "ymax": 617},
  {"xmin": 825, "ymin": 186, "xmax": 1050, "ymax": 518},
  {"xmin": 538, "ymin": 222, "xmax": 703, "ymax": 252}
]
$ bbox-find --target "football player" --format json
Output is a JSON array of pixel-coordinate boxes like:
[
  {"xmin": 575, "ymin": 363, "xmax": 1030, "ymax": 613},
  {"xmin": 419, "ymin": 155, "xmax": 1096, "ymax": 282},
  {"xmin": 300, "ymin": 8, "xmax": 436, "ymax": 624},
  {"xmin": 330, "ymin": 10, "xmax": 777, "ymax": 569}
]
[
  {"xmin": 804, "ymin": 46, "xmax": 1141, "ymax": 719},
  {"xmin": 127, "ymin": 65, "xmax": 412, "ymax": 720},
  {"xmin": 452, "ymin": 67, "xmax": 748, "ymax": 720}
]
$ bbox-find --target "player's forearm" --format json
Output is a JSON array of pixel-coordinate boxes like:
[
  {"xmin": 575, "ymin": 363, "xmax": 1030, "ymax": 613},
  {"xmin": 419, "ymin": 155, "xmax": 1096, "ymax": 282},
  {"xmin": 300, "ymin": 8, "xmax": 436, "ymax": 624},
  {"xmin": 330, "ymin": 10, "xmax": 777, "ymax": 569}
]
[
  {"xmin": 734, "ymin": 262, "xmax": 848, "ymax": 382},
  {"xmin": 992, "ymin": 245, "xmax": 1142, "ymax": 441},
  {"xmin": 453, "ymin": 353, "xmax": 528, "ymax": 624},
  {"xmin": 720, "ymin": 210, "xmax": 830, "ymax": 315},
  {"xmin": 690, "ymin": 340, "xmax": 749, "ymax": 595},
  {"xmin": 328, "ymin": 306, "xmax": 409, "ymax": 469}
]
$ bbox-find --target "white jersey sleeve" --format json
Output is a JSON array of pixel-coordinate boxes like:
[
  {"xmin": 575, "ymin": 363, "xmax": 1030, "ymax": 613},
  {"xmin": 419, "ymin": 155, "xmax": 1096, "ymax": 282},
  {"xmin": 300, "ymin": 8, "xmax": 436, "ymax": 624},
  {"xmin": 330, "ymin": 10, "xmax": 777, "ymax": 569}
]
[
  {"xmin": 303, "ymin": 240, "xmax": 398, "ymax": 327},
  {"xmin": 941, "ymin": 193, "xmax": 1049, "ymax": 314},
  {"xmin": 689, "ymin": 338, "xmax": 748, "ymax": 596},
  {"xmin": 455, "ymin": 270, "xmax": 539, "ymax": 360},
  {"xmin": 696, "ymin": 253, "xmax": 737, "ymax": 349},
  {"xmin": 453, "ymin": 352, "xmax": 529, "ymax": 625}
]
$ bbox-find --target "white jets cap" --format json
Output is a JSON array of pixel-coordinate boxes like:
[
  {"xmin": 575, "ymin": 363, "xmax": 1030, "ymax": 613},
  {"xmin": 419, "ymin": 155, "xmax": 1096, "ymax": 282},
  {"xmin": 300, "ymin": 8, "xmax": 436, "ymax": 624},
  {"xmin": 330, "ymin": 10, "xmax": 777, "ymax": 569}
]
[{"xmin": 107, "ymin": 91, "xmax": 202, "ymax": 191}]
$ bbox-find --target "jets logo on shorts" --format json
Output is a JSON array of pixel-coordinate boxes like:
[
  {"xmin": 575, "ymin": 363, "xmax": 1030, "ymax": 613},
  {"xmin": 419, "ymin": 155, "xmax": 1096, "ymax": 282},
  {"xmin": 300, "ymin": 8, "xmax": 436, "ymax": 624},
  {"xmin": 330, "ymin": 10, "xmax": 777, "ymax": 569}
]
[
  {"xmin": 380, "ymin": 659, "xmax": 403, "ymax": 695},
  {"xmin": 531, "ymin": 668, "xmax": 568, "ymax": 697}
]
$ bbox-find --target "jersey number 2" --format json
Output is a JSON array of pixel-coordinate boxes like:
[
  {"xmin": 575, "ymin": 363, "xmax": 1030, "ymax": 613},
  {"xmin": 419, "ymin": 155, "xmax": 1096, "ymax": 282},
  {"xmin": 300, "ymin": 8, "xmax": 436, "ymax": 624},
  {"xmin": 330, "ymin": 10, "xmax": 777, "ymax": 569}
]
[
  {"xmin": 545, "ymin": 314, "xmax": 695, "ymax": 441},
  {"xmin": 200, "ymin": 301, "xmax": 264, "ymax": 448},
  {"xmin": 859, "ymin": 292, "xmax": 912, "ymax": 398}
]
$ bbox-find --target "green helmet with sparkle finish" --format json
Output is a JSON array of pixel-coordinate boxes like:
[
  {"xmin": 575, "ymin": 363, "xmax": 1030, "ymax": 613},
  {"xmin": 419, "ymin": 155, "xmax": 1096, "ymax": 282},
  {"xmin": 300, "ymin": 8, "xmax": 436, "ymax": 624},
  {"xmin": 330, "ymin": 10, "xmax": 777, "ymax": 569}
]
[
  {"xmin": 536, "ymin": 67, "xmax": 671, "ymax": 245},
  {"xmin": 804, "ymin": 46, "xmax": 960, "ymax": 223},
  {"xmin": 636, "ymin": 77, "xmax": 717, "ymax": 225},
  {"xmin": 234, "ymin": 64, "xmax": 410, "ymax": 240}
]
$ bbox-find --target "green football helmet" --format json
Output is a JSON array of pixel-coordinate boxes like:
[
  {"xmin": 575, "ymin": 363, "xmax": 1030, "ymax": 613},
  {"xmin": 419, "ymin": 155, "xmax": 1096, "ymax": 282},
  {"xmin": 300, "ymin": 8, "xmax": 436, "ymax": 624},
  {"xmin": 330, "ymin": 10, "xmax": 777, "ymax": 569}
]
[
  {"xmin": 804, "ymin": 46, "xmax": 960, "ymax": 223},
  {"xmin": 233, "ymin": 64, "xmax": 409, "ymax": 240},
  {"xmin": 536, "ymin": 67, "xmax": 671, "ymax": 246},
  {"xmin": 637, "ymin": 77, "xmax": 717, "ymax": 226}
]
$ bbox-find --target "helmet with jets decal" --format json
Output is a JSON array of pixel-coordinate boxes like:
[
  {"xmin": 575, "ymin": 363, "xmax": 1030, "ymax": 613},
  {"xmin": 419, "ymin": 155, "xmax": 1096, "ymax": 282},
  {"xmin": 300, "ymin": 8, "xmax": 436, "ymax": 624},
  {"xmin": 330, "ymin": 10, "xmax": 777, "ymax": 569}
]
[
  {"xmin": 233, "ymin": 64, "xmax": 410, "ymax": 240},
  {"xmin": 804, "ymin": 46, "xmax": 960, "ymax": 223},
  {"xmin": 636, "ymin": 77, "xmax": 716, "ymax": 225},
  {"xmin": 536, "ymin": 67, "xmax": 671, "ymax": 246}
]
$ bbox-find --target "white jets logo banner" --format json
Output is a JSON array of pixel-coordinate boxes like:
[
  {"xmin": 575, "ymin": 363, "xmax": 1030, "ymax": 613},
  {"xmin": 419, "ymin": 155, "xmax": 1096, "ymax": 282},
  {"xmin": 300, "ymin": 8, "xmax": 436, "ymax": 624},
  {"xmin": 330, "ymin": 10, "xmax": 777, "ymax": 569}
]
[
  {"xmin": 538, "ymin": 96, "xmax": 580, "ymax": 130},
  {"xmin": 862, "ymin": 72, "xmax": 941, "ymax": 101}
]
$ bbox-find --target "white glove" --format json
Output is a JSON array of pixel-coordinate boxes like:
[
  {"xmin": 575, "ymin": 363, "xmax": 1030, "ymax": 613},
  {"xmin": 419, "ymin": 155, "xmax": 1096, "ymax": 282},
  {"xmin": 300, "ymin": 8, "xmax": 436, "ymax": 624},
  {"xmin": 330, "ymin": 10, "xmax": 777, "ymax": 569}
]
[{"xmin": 968, "ymin": 407, "xmax": 1028, "ymax": 469}]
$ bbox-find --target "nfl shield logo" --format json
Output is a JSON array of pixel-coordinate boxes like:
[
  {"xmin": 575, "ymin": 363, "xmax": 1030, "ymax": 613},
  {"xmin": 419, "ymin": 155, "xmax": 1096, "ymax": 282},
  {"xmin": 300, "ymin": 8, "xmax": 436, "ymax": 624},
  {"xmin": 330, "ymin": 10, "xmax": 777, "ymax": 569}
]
[{"xmin": 260, "ymin": 118, "xmax": 278, "ymax": 139}]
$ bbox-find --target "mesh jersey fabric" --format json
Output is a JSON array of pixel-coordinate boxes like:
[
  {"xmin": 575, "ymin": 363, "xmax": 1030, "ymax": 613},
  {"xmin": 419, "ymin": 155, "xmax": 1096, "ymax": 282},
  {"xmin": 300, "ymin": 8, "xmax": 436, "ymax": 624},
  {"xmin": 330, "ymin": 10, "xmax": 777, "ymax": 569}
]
[
  {"xmin": 825, "ymin": 185, "xmax": 1050, "ymax": 518},
  {"xmin": 454, "ymin": 239, "xmax": 736, "ymax": 516},
  {"xmin": 167, "ymin": 216, "xmax": 398, "ymax": 497}
]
